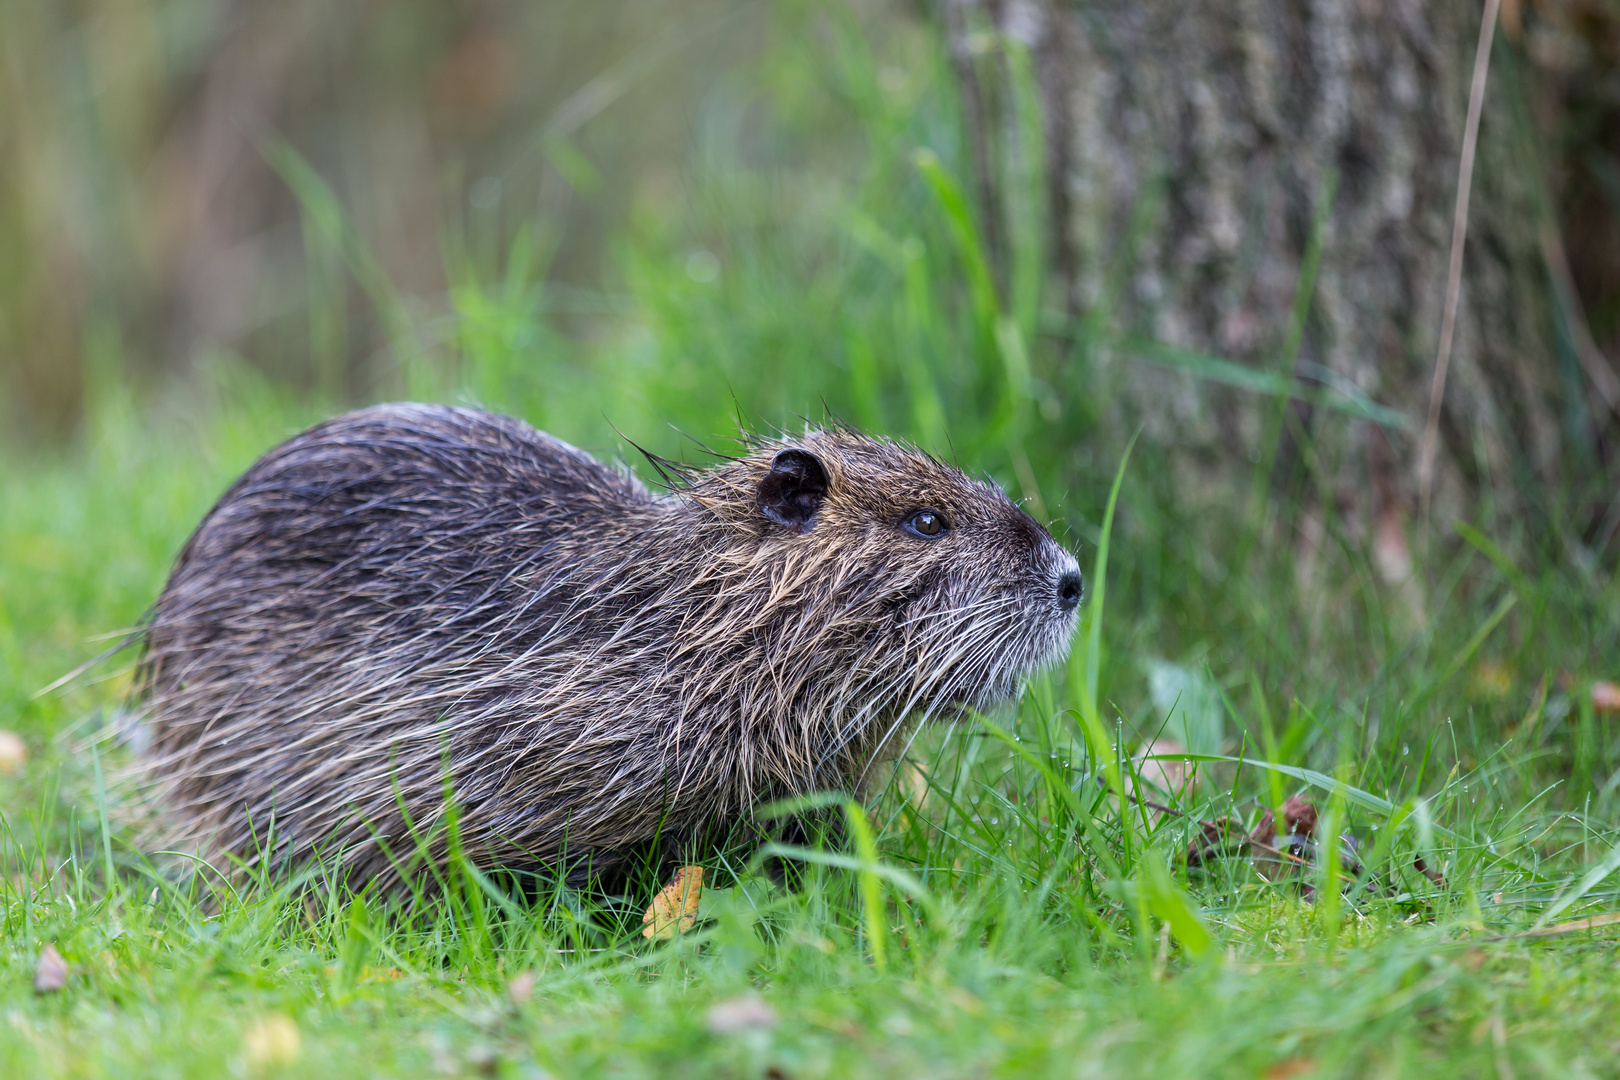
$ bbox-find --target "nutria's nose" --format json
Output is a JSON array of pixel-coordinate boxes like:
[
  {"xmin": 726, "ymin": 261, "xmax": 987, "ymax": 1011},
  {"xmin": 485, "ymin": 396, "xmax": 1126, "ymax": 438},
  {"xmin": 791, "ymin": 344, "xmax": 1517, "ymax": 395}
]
[{"xmin": 1056, "ymin": 570, "xmax": 1083, "ymax": 612}]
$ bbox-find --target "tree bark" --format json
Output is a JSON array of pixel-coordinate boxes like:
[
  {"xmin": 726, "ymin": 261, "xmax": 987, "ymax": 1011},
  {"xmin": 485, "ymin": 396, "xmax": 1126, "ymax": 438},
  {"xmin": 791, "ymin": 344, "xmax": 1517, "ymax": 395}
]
[{"xmin": 948, "ymin": 0, "xmax": 1620, "ymax": 554}]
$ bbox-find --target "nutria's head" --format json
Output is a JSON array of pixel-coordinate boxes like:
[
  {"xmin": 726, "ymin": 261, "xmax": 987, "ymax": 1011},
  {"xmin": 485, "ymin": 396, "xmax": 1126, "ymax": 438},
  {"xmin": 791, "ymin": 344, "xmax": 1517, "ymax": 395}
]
[{"xmin": 674, "ymin": 427, "xmax": 1082, "ymax": 778}]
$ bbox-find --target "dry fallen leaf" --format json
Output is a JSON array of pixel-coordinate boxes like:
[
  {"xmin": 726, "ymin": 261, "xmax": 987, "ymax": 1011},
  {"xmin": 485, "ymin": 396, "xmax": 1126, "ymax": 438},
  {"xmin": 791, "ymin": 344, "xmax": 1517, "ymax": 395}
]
[
  {"xmin": 706, "ymin": 994, "xmax": 777, "ymax": 1034},
  {"xmin": 641, "ymin": 864, "xmax": 704, "ymax": 939},
  {"xmin": 1516, "ymin": 911, "xmax": 1620, "ymax": 938},
  {"xmin": 1593, "ymin": 680, "xmax": 1620, "ymax": 714},
  {"xmin": 1186, "ymin": 816, "xmax": 1244, "ymax": 866},
  {"xmin": 33, "ymin": 943, "xmax": 67, "ymax": 993},
  {"xmin": 0, "ymin": 730, "xmax": 27, "ymax": 776},
  {"xmin": 243, "ymin": 1014, "xmax": 302, "ymax": 1069},
  {"xmin": 1281, "ymin": 795, "xmax": 1318, "ymax": 839}
]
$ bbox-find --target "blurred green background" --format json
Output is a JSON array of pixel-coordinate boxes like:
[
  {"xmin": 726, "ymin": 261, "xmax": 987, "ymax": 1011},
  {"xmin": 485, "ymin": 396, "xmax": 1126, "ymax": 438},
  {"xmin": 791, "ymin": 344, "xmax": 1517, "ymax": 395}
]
[
  {"xmin": 2, "ymin": 0, "xmax": 1619, "ymax": 794},
  {"xmin": 3, "ymin": 0, "xmax": 970, "ymax": 447}
]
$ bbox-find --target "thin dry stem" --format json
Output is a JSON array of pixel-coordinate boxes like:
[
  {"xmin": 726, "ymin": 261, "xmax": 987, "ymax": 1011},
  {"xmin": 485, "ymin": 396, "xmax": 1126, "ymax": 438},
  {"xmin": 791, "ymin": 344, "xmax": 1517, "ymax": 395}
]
[{"xmin": 1419, "ymin": 0, "xmax": 1502, "ymax": 520}]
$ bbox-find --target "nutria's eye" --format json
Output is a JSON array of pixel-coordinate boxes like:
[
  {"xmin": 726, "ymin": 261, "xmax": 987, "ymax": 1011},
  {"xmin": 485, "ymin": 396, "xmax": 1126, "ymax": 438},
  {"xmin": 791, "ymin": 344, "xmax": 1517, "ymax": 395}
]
[{"xmin": 902, "ymin": 510, "xmax": 948, "ymax": 538}]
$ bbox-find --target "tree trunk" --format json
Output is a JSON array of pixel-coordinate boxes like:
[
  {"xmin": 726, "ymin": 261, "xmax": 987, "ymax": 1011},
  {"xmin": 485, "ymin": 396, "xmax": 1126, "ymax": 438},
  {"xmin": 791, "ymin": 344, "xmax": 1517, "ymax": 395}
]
[{"xmin": 948, "ymin": 0, "xmax": 1620, "ymax": 557}]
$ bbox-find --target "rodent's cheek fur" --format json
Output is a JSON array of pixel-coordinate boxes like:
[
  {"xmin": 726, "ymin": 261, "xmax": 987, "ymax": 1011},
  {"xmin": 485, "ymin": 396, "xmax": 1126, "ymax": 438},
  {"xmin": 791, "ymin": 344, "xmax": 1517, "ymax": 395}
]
[{"xmin": 888, "ymin": 542, "xmax": 1077, "ymax": 709}]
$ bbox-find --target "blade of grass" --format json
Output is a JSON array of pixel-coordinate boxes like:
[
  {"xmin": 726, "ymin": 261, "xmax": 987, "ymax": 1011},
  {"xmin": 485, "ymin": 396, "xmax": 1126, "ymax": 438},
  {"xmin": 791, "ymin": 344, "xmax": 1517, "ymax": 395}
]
[
  {"xmin": 1074, "ymin": 430, "xmax": 1140, "ymax": 781},
  {"xmin": 1108, "ymin": 334, "xmax": 1410, "ymax": 431},
  {"xmin": 91, "ymin": 740, "xmax": 116, "ymax": 896},
  {"xmin": 1453, "ymin": 521, "xmax": 1533, "ymax": 601},
  {"xmin": 1533, "ymin": 838, "xmax": 1620, "ymax": 929},
  {"xmin": 844, "ymin": 801, "xmax": 889, "ymax": 971},
  {"xmin": 1138, "ymin": 853, "xmax": 1213, "ymax": 958}
]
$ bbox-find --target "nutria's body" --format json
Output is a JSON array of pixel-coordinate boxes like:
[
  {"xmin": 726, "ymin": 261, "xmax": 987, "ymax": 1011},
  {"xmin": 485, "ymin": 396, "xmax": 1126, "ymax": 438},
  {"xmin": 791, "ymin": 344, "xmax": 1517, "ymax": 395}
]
[{"xmin": 137, "ymin": 404, "xmax": 1082, "ymax": 888}]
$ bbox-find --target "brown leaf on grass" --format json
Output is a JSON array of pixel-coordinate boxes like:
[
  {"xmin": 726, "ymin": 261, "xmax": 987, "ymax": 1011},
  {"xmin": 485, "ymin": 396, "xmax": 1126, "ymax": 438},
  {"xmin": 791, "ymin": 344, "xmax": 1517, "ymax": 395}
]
[
  {"xmin": 1245, "ymin": 806, "xmax": 1302, "ymax": 883},
  {"xmin": 1187, "ymin": 795, "xmax": 1376, "ymax": 896},
  {"xmin": 1282, "ymin": 795, "xmax": 1318, "ymax": 839},
  {"xmin": 1250, "ymin": 797, "xmax": 1319, "ymax": 872},
  {"xmin": 1248, "ymin": 813, "xmax": 1290, "ymax": 882},
  {"xmin": 641, "ymin": 865, "xmax": 703, "ymax": 939},
  {"xmin": 33, "ymin": 943, "xmax": 67, "ymax": 993},
  {"xmin": 1593, "ymin": 680, "xmax": 1620, "ymax": 714},
  {"xmin": 1186, "ymin": 816, "xmax": 1246, "ymax": 866},
  {"xmin": 0, "ymin": 730, "xmax": 27, "ymax": 777},
  {"xmin": 1264, "ymin": 1058, "xmax": 1318, "ymax": 1080},
  {"xmin": 1190, "ymin": 803, "xmax": 1310, "ymax": 875},
  {"xmin": 1245, "ymin": 797, "xmax": 1368, "ymax": 889}
]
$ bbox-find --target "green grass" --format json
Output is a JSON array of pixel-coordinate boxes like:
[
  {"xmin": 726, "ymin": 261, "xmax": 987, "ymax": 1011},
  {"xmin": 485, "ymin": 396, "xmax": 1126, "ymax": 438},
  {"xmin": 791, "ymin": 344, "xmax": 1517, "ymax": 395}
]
[{"xmin": 6, "ymin": 8, "xmax": 1620, "ymax": 1078}]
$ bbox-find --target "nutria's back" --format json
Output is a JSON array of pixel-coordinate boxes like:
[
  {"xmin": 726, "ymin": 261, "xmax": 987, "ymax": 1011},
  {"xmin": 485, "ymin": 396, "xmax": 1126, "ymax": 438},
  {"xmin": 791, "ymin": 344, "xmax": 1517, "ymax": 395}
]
[{"xmin": 137, "ymin": 403, "xmax": 1082, "ymax": 888}]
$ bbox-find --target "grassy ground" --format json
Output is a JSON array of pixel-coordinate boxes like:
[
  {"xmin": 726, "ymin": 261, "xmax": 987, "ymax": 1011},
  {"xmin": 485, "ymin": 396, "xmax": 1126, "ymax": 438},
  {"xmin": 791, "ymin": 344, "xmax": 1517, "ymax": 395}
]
[{"xmin": 6, "ymin": 9, "xmax": 1620, "ymax": 1079}]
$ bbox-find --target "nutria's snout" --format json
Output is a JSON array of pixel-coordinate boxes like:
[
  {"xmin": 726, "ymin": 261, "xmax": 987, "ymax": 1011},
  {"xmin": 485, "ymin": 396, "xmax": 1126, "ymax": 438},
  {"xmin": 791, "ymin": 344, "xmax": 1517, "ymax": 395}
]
[{"xmin": 1056, "ymin": 568, "xmax": 1083, "ymax": 612}]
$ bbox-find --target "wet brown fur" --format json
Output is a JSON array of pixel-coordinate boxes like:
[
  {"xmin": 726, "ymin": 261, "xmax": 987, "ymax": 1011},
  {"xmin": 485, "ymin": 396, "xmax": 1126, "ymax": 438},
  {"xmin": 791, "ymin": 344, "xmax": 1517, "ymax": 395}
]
[{"xmin": 135, "ymin": 403, "xmax": 1081, "ymax": 889}]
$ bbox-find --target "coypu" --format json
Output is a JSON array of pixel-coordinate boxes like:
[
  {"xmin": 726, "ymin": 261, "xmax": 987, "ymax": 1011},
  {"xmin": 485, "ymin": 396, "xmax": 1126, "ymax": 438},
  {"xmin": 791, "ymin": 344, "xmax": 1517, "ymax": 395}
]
[{"xmin": 135, "ymin": 403, "xmax": 1083, "ymax": 889}]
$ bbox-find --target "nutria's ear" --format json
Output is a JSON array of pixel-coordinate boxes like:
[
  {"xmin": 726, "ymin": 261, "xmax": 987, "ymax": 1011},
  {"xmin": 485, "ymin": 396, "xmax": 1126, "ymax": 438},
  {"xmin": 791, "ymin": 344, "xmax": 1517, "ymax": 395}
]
[{"xmin": 756, "ymin": 449, "xmax": 828, "ymax": 530}]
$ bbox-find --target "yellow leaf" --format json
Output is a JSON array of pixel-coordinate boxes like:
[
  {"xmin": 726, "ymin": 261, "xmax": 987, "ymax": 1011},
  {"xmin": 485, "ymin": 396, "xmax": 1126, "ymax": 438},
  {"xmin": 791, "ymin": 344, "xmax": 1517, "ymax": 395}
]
[
  {"xmin": 641, "ymin": 865, "xmax": 703, "ymax": 939},
  {"xmin": 243, "ymin": 1014, "xmax": 301, "ymax": 1070}
]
